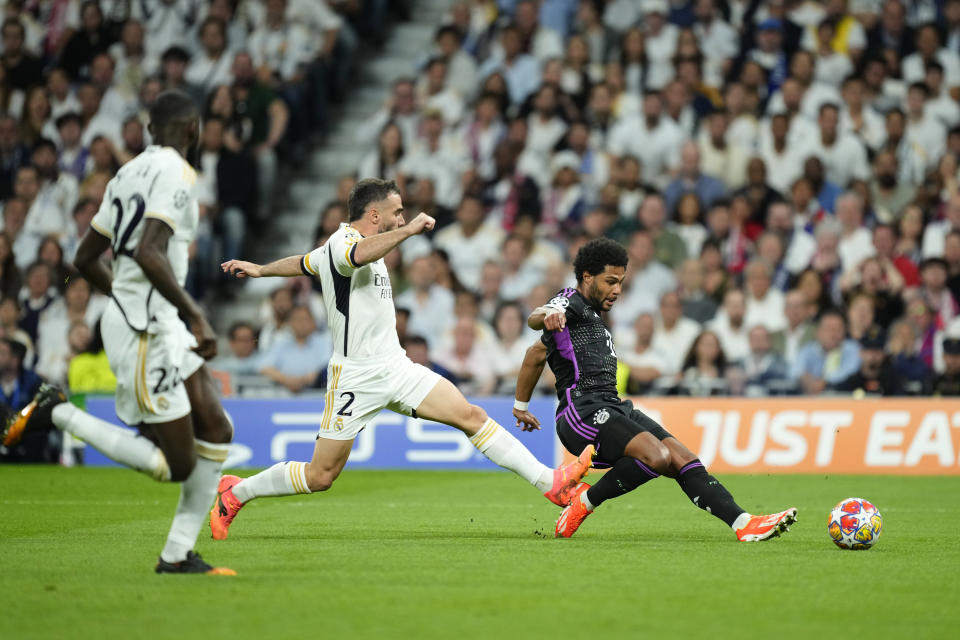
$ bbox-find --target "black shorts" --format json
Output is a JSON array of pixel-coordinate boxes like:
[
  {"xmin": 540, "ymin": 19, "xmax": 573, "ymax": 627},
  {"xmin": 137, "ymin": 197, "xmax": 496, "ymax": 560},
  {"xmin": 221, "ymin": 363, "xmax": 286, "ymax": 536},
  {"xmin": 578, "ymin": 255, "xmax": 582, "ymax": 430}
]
[{"xmin": 556, "ymin": 397, "xmax": 673, "ymax": 467}]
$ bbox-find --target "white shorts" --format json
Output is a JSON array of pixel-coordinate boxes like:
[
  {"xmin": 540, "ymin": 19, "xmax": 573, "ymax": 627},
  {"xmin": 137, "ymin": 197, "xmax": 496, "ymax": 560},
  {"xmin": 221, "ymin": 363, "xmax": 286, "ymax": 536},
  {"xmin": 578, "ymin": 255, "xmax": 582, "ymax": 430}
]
[
  {"xmin": 316, "ymin": 354, "xmax": 442, "ymax": 440},
  {"xmin": 101, "ymin": 302, "xmax": 205, "ymax": 426}
]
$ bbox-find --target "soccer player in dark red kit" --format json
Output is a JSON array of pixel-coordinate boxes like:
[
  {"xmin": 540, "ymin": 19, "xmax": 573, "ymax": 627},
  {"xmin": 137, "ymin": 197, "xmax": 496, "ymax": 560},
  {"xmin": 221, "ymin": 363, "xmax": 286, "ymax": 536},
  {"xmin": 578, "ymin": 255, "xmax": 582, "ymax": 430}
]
[{"xmin": 513, "ymin": 238, "xmax": 797, "ymax": 540}]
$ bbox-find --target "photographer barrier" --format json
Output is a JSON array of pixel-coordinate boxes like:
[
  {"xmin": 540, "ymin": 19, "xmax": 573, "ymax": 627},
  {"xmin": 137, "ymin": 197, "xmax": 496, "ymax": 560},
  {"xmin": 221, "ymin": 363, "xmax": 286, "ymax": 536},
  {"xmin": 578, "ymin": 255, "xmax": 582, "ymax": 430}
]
[{"xmin": 81, "ymin": 396, "xmax": 960, "ymax": 474}]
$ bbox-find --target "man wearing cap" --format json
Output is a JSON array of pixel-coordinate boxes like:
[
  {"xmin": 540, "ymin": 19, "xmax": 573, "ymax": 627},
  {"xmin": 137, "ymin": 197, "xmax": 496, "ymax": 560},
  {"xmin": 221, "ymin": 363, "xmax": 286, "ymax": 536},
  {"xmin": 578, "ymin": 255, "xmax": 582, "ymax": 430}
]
[
  {"xmin": 833, "ymin": 325, "xmax": 905, "ymax": 396},
  {"xmin": 747, "ymin": 18, "xmax": 788, "ymax": 94},
  {"xmin": 931, "ymin": 338, "xmax": 960, "ymax": 396}
]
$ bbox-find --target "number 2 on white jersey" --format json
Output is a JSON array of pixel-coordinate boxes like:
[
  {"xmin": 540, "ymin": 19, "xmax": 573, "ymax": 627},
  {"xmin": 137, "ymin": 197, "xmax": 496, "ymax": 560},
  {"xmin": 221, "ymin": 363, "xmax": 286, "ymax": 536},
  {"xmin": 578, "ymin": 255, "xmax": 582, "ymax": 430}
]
[{"xmin": 111, "ymin": 193, "xmax": 146, "ymax": 256}]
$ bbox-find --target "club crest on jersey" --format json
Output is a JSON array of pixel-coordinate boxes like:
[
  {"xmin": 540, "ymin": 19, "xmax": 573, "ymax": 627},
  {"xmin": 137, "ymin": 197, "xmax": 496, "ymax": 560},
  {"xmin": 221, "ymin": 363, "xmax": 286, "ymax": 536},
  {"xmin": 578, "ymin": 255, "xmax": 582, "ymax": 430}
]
[
  {"xmin": 593, "ymin": 408, "xmax": 610, "ymax": 425},
  {"xmin": 173, "ymin": 189, "xmax": 189, "ymax": 209}
]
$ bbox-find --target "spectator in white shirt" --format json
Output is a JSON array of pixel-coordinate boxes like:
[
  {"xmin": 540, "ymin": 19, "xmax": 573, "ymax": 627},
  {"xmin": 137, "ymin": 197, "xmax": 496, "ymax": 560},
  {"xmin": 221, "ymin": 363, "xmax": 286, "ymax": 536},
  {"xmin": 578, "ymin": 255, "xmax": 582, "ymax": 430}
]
[
  {"xmin": 760, "ymin": 113, "xmax": 805, "ymax": 194},
  {"xmin": 708, "ymin": 287, "xmax": 751, "ymax": 363},
  {"xmin": 839, "ymin": 74, "xmax": 886, "ymax": 152},
  {"xmin": 433, "ymin": 316, "xmax": 497, "ymax": 396},
  {"xmin": 884, "ymin": 107, "xmax": 927, "ymax": 186},
  {"xmin": 434, "ymin": 25, "xmax": 479, "ymax": 102},
  {"xmin": 134, "ymin": 0, "xmax": 198, "ymax": 61},
  {"xmin": 77, "ymin": 82, "xmax": 122, "ymax": 148},
  {"xmin": 0, "ymin": 196, "xmax": 39, "ymax": 272},
  {"xmin": 355, "ymin": 78, "xmax": 420, "ymax": 150},
  {"xmin": 836, "ymin": 190, "xmax": 876, "ymax": 274},
  {"xmin": 395, "ymin": 254, "xmax": 456, "ymax": 347},
  {"xmin": 185, "ymin": 17, "xmax": 234, "ymax": 94},
  {"xmin": 766, "ymin": 200, "xmax": 817, "ymax": 274},
  {"xmin": 492, "ymin": 300, "xmax": 537, "ymax": 388},
  {"xmin": 499, "ymin": 233, "xmax": 544, "ymax": 302},
  {"xmin": 698, "ymin": 110, "xmax": 750, "ymax": 191},
  {"xmin": 398, "ymin": 110, "xmax": 468, "ymax": 210},
  {"xmin": 28, "ymin": 139, "xmax": 77, "ymax": 241},
  {"xmin": 247, "ymin": 0, "xmax": 312, "ymax": 84},
  {"xmin": 525, "ymin": 83, "xmax": 568, "ymax": 159},
  {"xmin": 744, "ymin": 259, "xmax": 787, "ymax": 331},
  {"xmin": 923, "ymin": 193, "xmax": 960, "ymax": 258},
  {"xmin": 511, "ymin": 0, "xmax": 565, "ymax": 61},
  {"xmin": 109, "ymin": 19, "xmax": 157, "ymax": 102},
  {"xmin": 766, "ymin": 51, "xmax": 842, "ymax": 121},
  {"xmin": 434, "ymin": 196, "xmax": 504, "ymax": 292},
  {"xmin": 89, "ymin": 53, "xmax": 137, "ymax": 123},
  {"xmin": 774, "ymin": 289, "xmax": 817, "ymax": 362},
  {"xmin": 621, "ymin": 312, "xmax": 670, "ymax": 393},
  {"xmin": 693, "ymin": 0, "xmax": 739, "ymax": 88},
  {"xmin": 904, "ymin": 81, "xmax": 948, "ymax": 179},
  {"xmin": 925, "ymin": 62, "xmax": 960, "ymax": 129},
  {"xmin": 607, "ymin": 91, "xmax": 684, "ymax": 187},
  {"xmin": 417, "ymin": 57, "xmax": 465, "ymax": 128},
  {"xmin": 46, "ymin": 68, "xmax": 81, "ymax": 121},
  {"xmin": 642, "ymin": 0, "xmax": 678, "ymax": 90},
  {"xmin": 651, "ymin": 290, "xmax": 701, "ymax": 375},
  {"xmin": 799, "ymin": 102, "xmax": 870, "ymax": 188},
  {"xmin": 610, "ymin": 229, "xmax": 678, "ymax": 329},
  {"xmin": 901, "ymin": 24, "xmax": 960, "ymax": 95},
  {"xmin": 811, "ymin": 19, "xmax": 854, "ymax": 87}
]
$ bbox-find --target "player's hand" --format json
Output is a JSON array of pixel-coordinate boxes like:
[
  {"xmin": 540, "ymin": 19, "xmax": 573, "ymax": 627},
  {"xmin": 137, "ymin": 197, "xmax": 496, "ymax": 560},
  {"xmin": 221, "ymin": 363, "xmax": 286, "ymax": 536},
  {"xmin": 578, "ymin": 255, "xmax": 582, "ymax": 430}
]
[
  {"xmin": 543, "ymin": 309, "xmax": 566, "ymax": 332},
  {"xmin": 221, "ymin": 259, "xmax": 262, "ymax": 278},
  {"xmin": 190, "ymin": 314, "xmax": 218, "ymax": 360},
  {"xmin": 406, "ymin": 213, "xmax": 436, "ymax": 236},
  {"xmin": 513, "ymin": 408, "xmax": 541, "ymax": 432}
]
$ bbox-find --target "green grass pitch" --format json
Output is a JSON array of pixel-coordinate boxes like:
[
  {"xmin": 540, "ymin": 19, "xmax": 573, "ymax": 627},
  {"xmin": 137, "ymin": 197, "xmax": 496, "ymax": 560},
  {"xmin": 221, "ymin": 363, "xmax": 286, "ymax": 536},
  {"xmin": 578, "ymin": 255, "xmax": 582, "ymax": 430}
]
[{"xmin": 1, "ymin": 467, "xmax": 957, "ymax": 639}]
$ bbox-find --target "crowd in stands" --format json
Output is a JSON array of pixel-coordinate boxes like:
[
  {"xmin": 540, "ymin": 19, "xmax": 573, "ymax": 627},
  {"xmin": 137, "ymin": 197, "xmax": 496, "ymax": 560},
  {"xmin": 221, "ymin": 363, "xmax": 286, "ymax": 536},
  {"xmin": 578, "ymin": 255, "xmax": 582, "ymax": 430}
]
[
  {"xmin": 217, "ymin": 0, "xmax": 960, "ymax": 399},
  {"xmin": 0, "ymin": 0, "xmax": 401, "ymax": 446},
  {"xmin": 4, "ymin": 0, "xmax": 960, "ymax": 410}
]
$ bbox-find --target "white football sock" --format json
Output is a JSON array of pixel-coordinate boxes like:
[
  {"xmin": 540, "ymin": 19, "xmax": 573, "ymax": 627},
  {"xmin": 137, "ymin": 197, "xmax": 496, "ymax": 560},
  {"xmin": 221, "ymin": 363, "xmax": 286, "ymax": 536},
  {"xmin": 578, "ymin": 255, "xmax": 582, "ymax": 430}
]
[
  {"xmin": 469, "ymin": 419, "xmax": 553, "ymax": 492},
  {"xmin": 52, "ymin": 403, "xmax": 170, "ymax": 481},
  {"xmin": 160, "ymin": 440, "xmax": 229, "ymax": 564},
  {"xmin": 231, "ymin": 461, "xmax": 311, "ymax": 504},
  {"xmin": 581, "ymin": 490, "xmax": 595, "ymax": 512},
  {"xmin": 732, "ymin": 512, "xmax": 752, "ymax": 531}
]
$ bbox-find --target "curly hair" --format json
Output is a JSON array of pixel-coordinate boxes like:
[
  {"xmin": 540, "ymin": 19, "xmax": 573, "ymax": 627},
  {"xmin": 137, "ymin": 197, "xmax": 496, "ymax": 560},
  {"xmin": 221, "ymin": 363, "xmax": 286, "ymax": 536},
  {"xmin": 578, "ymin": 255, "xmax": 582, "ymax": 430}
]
[{"xmin": 573, "ymin": 238, "xmax": 628, "ymax": 283}]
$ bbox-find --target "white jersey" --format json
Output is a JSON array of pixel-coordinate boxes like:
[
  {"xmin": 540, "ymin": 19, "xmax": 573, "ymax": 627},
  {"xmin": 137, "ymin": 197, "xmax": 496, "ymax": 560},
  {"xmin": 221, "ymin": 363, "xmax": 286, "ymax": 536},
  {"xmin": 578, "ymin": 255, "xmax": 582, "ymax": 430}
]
[
  {"xmin": 301, "ymin": 224, "xmax": 402, "ymax": 361},
  {"xmin": 90, "ymin": 146, "xmax": 199, "ymax": 331}
]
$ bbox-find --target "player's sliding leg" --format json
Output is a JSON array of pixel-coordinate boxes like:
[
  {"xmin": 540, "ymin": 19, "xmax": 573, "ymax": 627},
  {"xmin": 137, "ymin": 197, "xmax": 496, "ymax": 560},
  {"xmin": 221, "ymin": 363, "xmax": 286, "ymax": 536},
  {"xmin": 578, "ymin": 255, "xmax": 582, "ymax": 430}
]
[
  {"xmin": 556, "ymin": 432, "xmax": 667, "ymax": 538},
  {"xmin": 158, "ymin": 368, "xmax": 234, "ymax": 572},
  {"xmin": 211, "ymin": 436, "xmax": 352, "ymax": 540},
  {"xmin": 413, "ymin": 377, "xmax": 592, "ymax": 506},
  {"xmin": 663, "ymin": 439, "xmax": 797, "ymax": 542}
]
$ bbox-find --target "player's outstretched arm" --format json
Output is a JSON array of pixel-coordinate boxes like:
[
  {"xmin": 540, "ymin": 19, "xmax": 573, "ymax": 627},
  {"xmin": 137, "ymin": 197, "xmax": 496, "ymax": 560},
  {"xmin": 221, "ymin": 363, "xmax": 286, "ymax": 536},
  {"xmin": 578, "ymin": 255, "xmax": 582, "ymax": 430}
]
[
  {"xmin": 135, "ymin": 218, "xmax": 217, "ymax": 359},
  {"xmin": 351, "ymin": 212, "xmax": 435, "ymax": 266},
  {"xmin": 528, "ymin": 306, "xmax": 566, "ymax": 332},
  {"xmin": 221, "ymin": 254, "xmax": 305, "ymax": 278},
  {"xmin": 513, "ymin": 340, "xmax": 548, "ymax": 432},
  {"xmin": 73, "ymin": 228, "xmax": 114, "ymax": 295}
]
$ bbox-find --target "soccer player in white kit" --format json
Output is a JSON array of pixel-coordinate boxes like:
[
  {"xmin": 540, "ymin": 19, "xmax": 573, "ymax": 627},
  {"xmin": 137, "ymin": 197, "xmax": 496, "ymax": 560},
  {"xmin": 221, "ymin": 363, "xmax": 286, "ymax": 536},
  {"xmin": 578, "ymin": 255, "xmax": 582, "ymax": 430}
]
[
  {"xmin": 211, "ymin": 179, "xmax": 593, "ymax": 538},
  {"xmin": 2, "ymin": 91, "xmax": 235, "ymax": 575}
]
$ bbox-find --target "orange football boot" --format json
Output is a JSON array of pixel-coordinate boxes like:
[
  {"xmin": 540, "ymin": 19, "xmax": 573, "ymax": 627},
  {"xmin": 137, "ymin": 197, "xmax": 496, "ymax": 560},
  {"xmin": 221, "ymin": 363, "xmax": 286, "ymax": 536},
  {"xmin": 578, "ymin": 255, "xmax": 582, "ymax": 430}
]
[
  {"xmin": 2, "ymin": 384, "xmax": 67, "ymax": 447},
  {"xmin": 543, "ymin": 444, "xmax": 595, "ymax": 506},
  {"xmin": 555, "ymin": 483, "xmax": 592, "ymax": 538},
  {"xmin": 210, "ymin": 475, "xmax": 244, "ymax": 540},
  {"xmin": 736, "ymin": 508, "xmax": 798, "ymax": 542}
]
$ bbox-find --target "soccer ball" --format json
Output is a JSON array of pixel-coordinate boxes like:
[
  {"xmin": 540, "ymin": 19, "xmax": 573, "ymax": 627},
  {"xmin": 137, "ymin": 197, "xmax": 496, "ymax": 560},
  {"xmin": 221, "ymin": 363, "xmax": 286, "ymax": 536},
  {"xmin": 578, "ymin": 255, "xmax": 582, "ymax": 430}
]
[{"xmin": 828, "ymin": 497, "xmax": 882, "ymax": 550}]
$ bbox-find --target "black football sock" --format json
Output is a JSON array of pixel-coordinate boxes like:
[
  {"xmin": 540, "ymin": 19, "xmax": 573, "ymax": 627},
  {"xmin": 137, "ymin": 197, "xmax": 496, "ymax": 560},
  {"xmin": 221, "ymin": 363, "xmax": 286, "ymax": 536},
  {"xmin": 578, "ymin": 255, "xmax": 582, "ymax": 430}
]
[
  {"xmin": 585, "ymin": 456, "xmax": 659, "ymax": 509},
  {"xmin": 675, "ymin": 459, "xmax": 745, "ymax": 527}
]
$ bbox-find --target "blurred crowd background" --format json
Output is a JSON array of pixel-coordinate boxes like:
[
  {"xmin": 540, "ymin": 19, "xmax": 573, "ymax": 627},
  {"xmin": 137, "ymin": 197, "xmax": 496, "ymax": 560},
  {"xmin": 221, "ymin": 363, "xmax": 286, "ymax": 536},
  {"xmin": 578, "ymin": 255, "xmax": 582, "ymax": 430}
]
[{"xmin": 3, "ymin": 0, "xmax": 960, "ymax": 433}]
